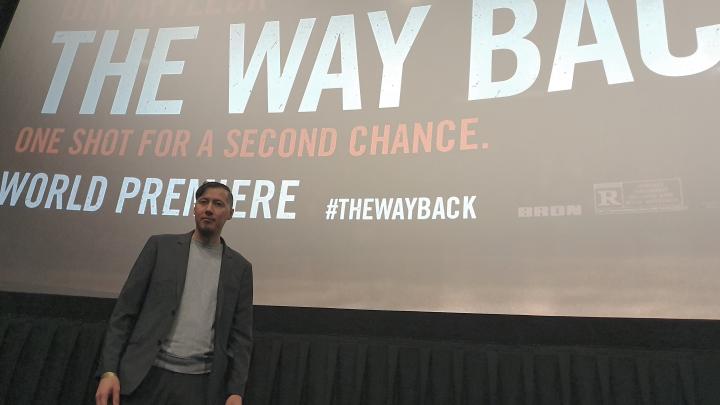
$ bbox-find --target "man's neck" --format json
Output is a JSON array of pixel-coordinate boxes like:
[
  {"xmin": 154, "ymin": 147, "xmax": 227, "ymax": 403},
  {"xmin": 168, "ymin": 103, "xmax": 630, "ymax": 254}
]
[{"xmin": 192, "ymin": 230, "xmax": 221, "ymax": 246}]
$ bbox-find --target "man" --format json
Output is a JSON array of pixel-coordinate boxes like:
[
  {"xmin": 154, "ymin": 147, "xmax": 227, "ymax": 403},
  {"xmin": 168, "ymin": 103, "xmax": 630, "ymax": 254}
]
[{"xmin": 95, "ymin": 181, "xmax": 253, "ymax": 405}]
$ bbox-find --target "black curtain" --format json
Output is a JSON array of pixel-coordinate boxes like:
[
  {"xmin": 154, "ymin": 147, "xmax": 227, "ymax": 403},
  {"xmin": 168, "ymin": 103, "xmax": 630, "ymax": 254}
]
[{"xmin": 2, "ymin": 308, "xmax": 720, "ymax": 405}]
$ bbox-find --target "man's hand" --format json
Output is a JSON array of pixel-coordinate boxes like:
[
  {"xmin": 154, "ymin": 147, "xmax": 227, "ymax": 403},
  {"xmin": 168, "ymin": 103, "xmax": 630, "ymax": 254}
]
[
  {"xmin": 225, "ymin": 394, "xmax": 243, "ymax": 405},
  {"xmin": 95, "ymin": 373, "xmax": 120, "ymax": 405}
]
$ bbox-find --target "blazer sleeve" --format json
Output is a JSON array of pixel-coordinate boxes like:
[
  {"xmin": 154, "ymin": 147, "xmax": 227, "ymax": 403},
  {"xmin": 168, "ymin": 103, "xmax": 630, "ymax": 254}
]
[
  {"xmin": 225, "ymin": 262, "xmax": 254, "ymax": 396},
  {"xmin": 96, "ymin": 236, "xmax": 158, "ymax": 377}
]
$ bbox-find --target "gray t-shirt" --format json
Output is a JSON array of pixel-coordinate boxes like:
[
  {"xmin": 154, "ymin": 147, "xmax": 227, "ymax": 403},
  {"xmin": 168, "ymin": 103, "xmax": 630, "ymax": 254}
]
[{"xmin": 154, "ymin": 239, "xmax": 222, "ymax": 374}]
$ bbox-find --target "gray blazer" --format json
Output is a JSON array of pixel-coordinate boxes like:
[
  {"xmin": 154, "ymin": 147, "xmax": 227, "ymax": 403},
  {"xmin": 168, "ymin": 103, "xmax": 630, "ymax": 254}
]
[{"xmin": 97, "ymin": 231, "xmax": 253, "ymax": 403}]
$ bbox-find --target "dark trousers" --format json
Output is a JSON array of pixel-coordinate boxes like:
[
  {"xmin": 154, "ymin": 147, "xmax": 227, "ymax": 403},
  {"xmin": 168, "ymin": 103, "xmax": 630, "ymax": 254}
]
[{"xmin": 122, "ymin": 366, "xmax": 209, "ymax": 405}]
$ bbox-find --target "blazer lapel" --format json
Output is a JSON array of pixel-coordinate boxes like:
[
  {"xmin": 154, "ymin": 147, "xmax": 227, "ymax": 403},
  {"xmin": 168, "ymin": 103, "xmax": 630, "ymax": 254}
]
[
  {"xmin": 174, "ymin": 231, "xmax": 193, "ymax": 302},
  {"xmin": 214, "ymin": 242, "xmax": 235, "ymax": 339}
]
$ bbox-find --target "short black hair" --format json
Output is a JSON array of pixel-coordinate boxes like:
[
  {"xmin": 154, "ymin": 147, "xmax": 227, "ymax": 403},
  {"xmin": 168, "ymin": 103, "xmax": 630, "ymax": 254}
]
[{"xmin": 195, "ymin": 181, "xmax": 233, "ymax": 206}]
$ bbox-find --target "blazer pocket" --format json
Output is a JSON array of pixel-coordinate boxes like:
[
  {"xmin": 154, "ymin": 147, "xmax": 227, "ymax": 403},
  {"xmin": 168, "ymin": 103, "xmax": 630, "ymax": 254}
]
[{"xmin": 146, "ymin": 279, "xmax": 176, "ymax": 302}]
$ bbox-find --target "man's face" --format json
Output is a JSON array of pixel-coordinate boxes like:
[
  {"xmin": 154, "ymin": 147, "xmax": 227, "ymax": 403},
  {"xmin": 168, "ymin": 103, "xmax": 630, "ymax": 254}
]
[{"xmin": 193, "ymin": 187, "xmax": 233, "ymax": 238}]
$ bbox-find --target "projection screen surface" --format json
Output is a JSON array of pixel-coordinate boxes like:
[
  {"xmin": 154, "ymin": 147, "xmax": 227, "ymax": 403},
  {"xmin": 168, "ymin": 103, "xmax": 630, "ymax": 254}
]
[{"xmin": 1, "ymin": 0, "xmax": 719, "ymax": 319}]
